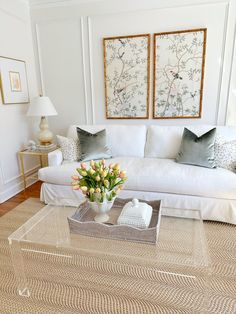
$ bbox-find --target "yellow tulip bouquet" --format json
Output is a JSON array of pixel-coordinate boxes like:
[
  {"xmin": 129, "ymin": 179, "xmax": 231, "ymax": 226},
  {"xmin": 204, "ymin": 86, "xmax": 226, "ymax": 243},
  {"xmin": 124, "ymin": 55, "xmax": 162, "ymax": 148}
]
[{"xmin": 71, "ymin": 159, "xmax": 127, "ymax": 203}]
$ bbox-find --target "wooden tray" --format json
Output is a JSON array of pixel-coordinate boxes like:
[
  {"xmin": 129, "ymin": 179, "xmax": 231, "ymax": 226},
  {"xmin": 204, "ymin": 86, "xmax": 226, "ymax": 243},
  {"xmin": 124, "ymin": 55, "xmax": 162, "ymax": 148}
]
[{"xmin": 67, "ymin": 198, "xmax": 162, "ymax": 244}]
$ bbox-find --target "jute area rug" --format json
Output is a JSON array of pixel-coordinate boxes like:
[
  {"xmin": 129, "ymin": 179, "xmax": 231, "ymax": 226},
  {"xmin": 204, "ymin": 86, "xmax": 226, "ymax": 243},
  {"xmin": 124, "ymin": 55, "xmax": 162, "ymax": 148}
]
[{"xmin": 0, "ymin": 198, "xmax": 235, "ymax": 314}]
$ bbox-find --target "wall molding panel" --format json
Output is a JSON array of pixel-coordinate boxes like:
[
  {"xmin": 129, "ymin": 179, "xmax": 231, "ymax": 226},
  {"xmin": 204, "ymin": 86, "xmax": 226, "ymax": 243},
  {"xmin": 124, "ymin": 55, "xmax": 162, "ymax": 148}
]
[
  {"xmin": 30, "ymin": 0, "xmax": 236, "ymax": 130},
  {"xmin": 87, "ymin": 16, "xmax": 96, "ymax": 124},
  {"xmin": 217, "ymin": 0, "xmax": 236, "ymax": 124},
  {"xmin": 2, "ymin": 164, "xmax": 40, "ymax": 185},
  {"xmin": 0, "ymin": 173, "xmax": 39, "ymax": 204},
  {"xmin": 35, "ymin": 23, "xmax": 46, "ymax": 95},
  {"xmin": 215, "ymin": 2, "xmax": 230, "ymax": 124},
  {"xmin": 80, "ymin": 16, "xmax": 89, "ymax": 124},
  {"xmin": 0, "ymin": 163, "xmax": 40, "ymax": 204},
  {"xmin": 225, "ymin": 19, "xmax": 236, "ymax": 125}
]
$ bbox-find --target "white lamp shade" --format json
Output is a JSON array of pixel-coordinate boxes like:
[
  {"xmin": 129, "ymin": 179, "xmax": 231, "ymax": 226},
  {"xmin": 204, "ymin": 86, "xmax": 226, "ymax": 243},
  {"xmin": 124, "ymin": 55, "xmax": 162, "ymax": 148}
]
[{"xmin": 27, "ymin": 96, "xmax": 58, "ymax": 117}]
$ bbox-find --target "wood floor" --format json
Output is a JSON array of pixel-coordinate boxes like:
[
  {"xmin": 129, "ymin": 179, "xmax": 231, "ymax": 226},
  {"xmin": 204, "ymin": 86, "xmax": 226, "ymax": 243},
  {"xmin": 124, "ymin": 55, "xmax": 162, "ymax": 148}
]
[{"xmin": 0, "ymin": 181, "xmax": 42, "ymax": 217}]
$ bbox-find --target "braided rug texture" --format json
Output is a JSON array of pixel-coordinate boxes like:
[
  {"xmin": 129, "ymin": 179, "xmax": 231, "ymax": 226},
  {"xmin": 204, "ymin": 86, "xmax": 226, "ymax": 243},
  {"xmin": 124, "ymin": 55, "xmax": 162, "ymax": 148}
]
[{"xmin": 0, "ymin": 198, "xmax": 235, "ymax": 314}]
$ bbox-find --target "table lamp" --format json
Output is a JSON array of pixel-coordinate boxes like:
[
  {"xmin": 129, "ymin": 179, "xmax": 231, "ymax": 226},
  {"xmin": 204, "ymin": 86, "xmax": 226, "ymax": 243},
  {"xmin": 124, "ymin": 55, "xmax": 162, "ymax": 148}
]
[{"xmin": 27, "ymin": 96, "xmax": 57, "ymax": 145}]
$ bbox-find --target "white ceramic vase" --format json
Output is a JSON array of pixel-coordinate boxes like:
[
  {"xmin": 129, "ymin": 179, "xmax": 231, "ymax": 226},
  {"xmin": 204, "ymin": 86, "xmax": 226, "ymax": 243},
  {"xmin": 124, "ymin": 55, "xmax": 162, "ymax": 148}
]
[{"xmin": 88, "ymin": 198, "xmax": 115, "ymax": 223}]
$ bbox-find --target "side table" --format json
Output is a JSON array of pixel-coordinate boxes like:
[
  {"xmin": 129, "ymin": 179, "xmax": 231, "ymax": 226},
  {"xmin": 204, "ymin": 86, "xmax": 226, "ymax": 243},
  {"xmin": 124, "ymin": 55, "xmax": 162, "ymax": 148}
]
[{"xmin": 18, "ymin": 148, "xmax": 57, "ymax": 190}]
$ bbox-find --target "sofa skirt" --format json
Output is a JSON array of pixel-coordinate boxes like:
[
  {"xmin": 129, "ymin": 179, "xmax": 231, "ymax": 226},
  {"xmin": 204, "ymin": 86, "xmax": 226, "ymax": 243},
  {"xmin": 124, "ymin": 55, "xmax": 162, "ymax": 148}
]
[{"xmin": 40, "ymin": 182, "xmax": 236, "ymax": 225}]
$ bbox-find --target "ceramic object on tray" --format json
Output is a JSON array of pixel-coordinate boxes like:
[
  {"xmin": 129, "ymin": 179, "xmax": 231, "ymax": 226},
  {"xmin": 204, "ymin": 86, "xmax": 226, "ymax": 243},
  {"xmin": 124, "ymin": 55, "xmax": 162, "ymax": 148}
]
[
  {"xmin": 88, "ymin": 198, "xmax": 115, "ymax": 223},
  {"xmin": 117, "ymin": 198, "xmax": 153, "ymax": 229}
]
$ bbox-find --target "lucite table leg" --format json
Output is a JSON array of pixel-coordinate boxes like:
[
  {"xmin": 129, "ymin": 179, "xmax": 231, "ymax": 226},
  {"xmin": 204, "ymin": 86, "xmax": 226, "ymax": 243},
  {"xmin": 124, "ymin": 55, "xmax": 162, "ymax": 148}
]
[
  {"xmin": 55, "ymin": 204, "xmax": 71, "ymax": 247},
  {"xmin": 202, "ymin": 269, "xmax": 212, "ymax": 313},
  {"xmin": 8, "ymin": 239, "xmax": 30, "ymax": 297}
]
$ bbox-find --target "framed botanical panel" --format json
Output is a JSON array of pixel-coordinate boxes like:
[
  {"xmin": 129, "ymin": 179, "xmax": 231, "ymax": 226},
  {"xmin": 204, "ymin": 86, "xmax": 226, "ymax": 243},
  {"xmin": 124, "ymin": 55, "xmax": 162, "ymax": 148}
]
[
  {"xmin": 0, "ymin": 56, "xmax": 29, "ymax": 104},
  {"xmin": 153, "ymin": 29, "xmax": 207, "ymax": 119},
  {"xmin": 103, "ymin": 34, "xmax": 150, "ymax": 119}
]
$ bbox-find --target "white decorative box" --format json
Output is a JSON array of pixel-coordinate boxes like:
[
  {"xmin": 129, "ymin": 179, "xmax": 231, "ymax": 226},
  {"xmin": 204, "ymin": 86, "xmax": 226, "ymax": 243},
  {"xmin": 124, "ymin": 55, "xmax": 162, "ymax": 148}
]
[{"xmin": 117, "ymin": 199, "xmax": 153, "ymax": 229}]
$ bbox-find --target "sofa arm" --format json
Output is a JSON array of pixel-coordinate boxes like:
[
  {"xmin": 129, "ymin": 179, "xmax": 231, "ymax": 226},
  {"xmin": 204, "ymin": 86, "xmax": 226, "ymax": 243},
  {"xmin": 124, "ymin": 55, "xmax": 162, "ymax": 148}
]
[{"xmin": 48, "ymin": 149, "xmax": 63, "ymax": 167}]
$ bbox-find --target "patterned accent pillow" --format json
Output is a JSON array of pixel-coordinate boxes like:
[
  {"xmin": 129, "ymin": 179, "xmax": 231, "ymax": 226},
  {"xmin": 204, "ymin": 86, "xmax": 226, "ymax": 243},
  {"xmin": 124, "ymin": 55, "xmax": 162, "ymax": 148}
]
[
  {"xmin": 215, "ymin": 135, "xmax": 236, "ymax": 172},
  {"xmin": 56, "ymin": 135, "xmax": 80, "ymax": 162}
]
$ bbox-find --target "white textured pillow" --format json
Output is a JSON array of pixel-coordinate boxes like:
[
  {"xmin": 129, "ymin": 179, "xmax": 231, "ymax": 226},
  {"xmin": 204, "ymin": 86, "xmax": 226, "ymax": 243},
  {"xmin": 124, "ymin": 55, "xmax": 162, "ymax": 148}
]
[
  {"xmin": 215, "ymin": 135, "xmax": 236, "ymax": 172},
  {"xmin": 56, "ymin": 135, "xmax": 80, "ymax": 162}
]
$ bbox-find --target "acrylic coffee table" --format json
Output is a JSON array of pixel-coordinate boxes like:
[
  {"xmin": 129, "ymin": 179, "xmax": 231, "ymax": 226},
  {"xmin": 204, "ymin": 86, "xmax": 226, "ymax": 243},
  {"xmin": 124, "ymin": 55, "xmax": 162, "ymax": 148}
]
[{"xmin": 8, "ymin": 199, "xmax": 211, "ymax": 313}]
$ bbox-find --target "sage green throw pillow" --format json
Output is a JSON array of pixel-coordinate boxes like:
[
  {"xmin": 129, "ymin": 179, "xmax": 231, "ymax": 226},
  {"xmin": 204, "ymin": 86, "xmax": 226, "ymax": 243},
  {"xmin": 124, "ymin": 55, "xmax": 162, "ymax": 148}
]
[
  {"xmin": 176, "ymin": 128, "xmax": 216, "ymax": 168},
  {"xmin": 77, "ymin": 127, "xmax": 112, "ymax": 162}
]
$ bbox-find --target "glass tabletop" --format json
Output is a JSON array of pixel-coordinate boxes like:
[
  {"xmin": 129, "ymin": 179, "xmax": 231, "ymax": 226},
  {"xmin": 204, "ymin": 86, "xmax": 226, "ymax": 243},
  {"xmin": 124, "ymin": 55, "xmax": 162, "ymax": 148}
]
[{"xmin": 8, "ymin": 198, "xmax": 210, "ymax": 270}]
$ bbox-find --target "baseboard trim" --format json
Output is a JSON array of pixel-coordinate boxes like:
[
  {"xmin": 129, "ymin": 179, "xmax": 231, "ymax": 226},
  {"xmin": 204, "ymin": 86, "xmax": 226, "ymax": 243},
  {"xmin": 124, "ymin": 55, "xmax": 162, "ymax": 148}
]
[{"xmin": 0, "ymin": 171, "xmax": 39, "ymax": 204}]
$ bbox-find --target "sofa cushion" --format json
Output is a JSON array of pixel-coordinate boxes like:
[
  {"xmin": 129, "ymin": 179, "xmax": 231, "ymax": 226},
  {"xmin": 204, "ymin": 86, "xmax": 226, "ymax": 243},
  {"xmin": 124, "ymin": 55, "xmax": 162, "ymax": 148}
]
[
  {"xmin": 145, "ymin": 125, "xmax": 236, "ymax": 159},
  {"xmin": 38, "ymin": 157, "xmax": 236, "ymax": 200},
  {"xmin": 67, "ymin": 125, "xmax": 146, "ymax": 158}
]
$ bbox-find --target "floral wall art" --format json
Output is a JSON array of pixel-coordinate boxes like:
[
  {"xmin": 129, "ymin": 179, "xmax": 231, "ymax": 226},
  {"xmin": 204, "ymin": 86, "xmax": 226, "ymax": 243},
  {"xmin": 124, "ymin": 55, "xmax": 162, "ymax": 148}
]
[
  {"xmin": 153, "ymin": 29, "xmax": 207, "ymax": 119},
  {"xmin": 103, "ymin": 34, "xmax": 150, "ymax": 119}
]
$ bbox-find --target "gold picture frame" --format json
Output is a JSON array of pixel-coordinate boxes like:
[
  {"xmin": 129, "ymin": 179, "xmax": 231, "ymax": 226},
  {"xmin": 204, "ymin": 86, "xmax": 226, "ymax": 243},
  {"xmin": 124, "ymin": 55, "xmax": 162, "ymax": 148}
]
[
  {"xmin": 103, "ymin": 34, "xmax": 150, "ymax": 119},
  {"xmin": 153, "ymin": 28, "xmax": 207, "ymax": 119},
  {"xmin": 0, "ymin": 56, "xmax": 29, "ymax": 104}
]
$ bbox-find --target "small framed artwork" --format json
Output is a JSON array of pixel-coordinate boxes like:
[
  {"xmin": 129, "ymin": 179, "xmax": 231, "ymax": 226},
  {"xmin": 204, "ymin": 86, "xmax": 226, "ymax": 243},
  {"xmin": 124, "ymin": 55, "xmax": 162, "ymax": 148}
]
[
  {"xmin": 153, "ymin": 28, "xmax": 207, "ymax": 119},
  {"xmin": 0, "ymin": 56, "xmax": 29, "ymax": 104},
  {"xmin": 103, "ymin": 34, "xmax": 150, "ymax": 119}
]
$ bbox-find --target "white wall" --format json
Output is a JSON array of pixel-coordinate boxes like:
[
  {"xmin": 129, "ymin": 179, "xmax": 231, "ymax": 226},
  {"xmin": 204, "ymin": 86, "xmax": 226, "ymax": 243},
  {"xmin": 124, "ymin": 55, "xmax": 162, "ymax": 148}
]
[
  {"xmin": 0, "ymin": 0, "xmax": 39, "ymax": 203},
  {"xmin": 30, "ymin": 0, "xmax": 236, "ymax": 136}
]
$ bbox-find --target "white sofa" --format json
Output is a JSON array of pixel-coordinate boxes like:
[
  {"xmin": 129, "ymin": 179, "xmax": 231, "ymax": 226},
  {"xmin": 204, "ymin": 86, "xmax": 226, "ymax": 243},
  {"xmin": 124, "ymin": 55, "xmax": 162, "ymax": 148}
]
[{"xmin": 39, "ymin": 124, "xmax": 236, "ymax": 224}]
